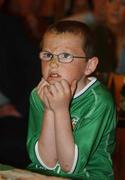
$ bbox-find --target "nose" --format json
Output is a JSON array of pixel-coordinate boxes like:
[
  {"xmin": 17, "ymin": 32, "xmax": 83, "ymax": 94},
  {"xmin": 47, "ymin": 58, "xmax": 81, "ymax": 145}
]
[{"xmin": 49, "ymin": 56, "xmax": 59, "ymax": 68}]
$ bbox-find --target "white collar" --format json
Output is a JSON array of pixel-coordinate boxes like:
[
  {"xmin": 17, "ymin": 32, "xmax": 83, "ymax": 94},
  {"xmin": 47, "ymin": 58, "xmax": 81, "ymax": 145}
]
[{"xmin": 74, "ymin": 77, "xmax": 97, "ymax": 99}]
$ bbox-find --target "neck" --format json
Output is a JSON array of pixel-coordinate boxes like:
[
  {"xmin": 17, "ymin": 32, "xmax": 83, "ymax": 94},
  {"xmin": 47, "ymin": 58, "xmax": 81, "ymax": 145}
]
[{"xmin": 75, "ymin": 77, "xmax": 90, "ymax": 94}]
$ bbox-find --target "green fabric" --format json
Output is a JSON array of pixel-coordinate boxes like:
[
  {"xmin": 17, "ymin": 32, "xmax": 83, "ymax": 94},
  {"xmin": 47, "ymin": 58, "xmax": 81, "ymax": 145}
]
[
  {"xmin": 0, "ymin": 164, "xmax": 13, "ymax": 171},
  {"xmin": 27, "ymin": 80, "xmax": 117, "ymax": 180}
]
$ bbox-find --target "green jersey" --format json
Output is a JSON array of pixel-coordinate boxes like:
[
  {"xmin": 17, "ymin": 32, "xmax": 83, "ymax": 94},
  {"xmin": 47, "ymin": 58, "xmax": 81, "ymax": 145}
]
[{"xmin": 27, "ymin": 78, "xmax": 117, "ymax": 180}]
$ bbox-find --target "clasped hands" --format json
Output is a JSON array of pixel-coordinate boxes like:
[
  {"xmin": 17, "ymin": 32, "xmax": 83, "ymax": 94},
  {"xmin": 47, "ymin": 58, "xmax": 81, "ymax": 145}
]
[{"xmin": 36, "ymin": 78, "xmax": 77, "ymax": 112}]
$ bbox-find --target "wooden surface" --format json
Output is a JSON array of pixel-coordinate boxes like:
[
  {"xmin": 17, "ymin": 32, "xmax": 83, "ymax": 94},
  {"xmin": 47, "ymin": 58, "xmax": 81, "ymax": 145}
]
[
  {"xmin": 0, "ymin": 166, "xmax": 70, "ymax": 180},
  {"xmin": 113, "ymin": 127, "xmax": 125, "ymax": 180}
]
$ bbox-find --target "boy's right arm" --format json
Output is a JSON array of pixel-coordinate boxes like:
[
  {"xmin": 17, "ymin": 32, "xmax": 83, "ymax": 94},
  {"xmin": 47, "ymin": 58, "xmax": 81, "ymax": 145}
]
[{"xmin": 35, "ymin": 79, "xmax": 58, "ymax": 169}]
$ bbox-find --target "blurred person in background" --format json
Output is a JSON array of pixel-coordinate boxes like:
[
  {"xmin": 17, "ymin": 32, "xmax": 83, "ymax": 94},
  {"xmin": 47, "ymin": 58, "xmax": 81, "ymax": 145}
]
[
  {"xmin": 103, "ymin": 0, "xmax": 125, "ymax": 122},
  {"xmin": 103, "ymin": 0, "xmax": 125, "ymax": 74},
  {"xmin": 63, "ymin": 0, "xmax": 117, "ymax": 74},
  {"xmin": 0, "ymin": 0, "xmax": 42, "ymax": 168},
  {"xmin": 37, "ymin": 0, "xmax": 67, "ymax": 24},
  {"xmin": 1, "ymin": 0, "xmax": 49, "ymax": 43},
  {"xmin": 102, "ymin": 2, "xmax": 125, "ymax": 179},
  {"xmin": 62, "ymin": 0, "xmax": 105, "ymax": 27}
]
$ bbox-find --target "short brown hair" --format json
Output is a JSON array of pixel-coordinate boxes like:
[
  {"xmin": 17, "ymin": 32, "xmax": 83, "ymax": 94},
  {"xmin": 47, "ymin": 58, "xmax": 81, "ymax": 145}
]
[{"xmin": 41, "ymin": 20, "xmax": 96, "ymax": 58}]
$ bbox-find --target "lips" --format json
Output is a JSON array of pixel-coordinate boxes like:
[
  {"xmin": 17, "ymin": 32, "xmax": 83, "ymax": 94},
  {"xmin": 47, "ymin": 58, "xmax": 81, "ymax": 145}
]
[{"xmin": 47, "ymin": 72, "xmax": 61, "ymax": 81}]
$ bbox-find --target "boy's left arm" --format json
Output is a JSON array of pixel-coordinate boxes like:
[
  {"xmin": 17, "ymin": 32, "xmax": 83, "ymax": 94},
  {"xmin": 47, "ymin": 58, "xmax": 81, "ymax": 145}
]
[{"xmin": 44, "ymin": 79, "xmax": 77, "ymax": 173}]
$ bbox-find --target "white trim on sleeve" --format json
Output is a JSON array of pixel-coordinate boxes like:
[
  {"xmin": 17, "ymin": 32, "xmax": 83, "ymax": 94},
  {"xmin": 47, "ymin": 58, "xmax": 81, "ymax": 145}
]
[
  {"xmin": 35, "ymin": 141, "xmax": 58, "ymax": 170},
  {"xmin": 68, "ymin": 144, "xmax": 78, "ymax": 174}
]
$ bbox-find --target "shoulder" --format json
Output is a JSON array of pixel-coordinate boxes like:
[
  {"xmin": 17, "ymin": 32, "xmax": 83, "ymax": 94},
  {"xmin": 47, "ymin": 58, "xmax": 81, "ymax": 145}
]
[
  {"xmin": 30, "ymin": 88, "xmax": 39, "ymax": 102},
  {"xmin": 73, "ymin": 80, "xmax": 115, "ymax": 112},
  {"xmin": 91, "ymin": 82, "xmax": 115, "ymax": 111},
  {"xmin": 30, "ymin": 88, "xmax": 44, "ymax": 110}
]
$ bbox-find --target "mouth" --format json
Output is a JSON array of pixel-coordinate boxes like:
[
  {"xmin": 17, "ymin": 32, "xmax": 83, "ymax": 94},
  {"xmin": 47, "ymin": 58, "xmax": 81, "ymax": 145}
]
[{"xmin": 47, "ymin": 72, "xmax": 61, "ymax": 81}]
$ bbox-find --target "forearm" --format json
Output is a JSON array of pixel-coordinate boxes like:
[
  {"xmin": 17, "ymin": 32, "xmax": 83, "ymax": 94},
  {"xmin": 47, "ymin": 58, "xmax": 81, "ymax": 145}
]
[
  {"xmin": 40, "ymin": 79, "xmax": 77, "ymax": 171},
  {"xmin": 54, "ymin": 108, "xmax": 75, "ymax": 172},
  {"xmin": 38, "ymin": 109, "xmax": 57, "ymax": 168}
]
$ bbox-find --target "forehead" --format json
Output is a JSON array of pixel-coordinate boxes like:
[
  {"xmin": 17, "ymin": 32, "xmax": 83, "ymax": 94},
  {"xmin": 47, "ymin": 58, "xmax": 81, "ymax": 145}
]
[{"xmin": 42, "ymin": 32, "xmax": 84, "ymax": 48}]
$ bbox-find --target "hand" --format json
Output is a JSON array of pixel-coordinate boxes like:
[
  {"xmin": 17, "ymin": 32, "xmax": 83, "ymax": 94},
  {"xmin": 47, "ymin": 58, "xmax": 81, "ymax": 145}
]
[
  {"xmin": 36, "ymin": 78, "xmax": 50, "ymax": 109},
  {"xmin": 43, "ymin": 79, "xmax": 77, "ymax": 112}
]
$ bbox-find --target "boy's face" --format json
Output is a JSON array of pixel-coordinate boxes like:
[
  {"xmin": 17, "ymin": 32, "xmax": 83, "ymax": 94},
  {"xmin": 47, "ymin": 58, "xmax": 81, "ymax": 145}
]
[{"xmin": 40, "ymin": 32, "xmax": 96, "ymax": 90}]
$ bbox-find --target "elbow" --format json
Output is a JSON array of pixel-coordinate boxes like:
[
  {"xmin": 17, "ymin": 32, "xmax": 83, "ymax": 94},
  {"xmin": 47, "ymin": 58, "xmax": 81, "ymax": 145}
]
[
  {"xmin": 60, "ymin": 162, "xmax": 73, "ymax": 173},
  {"xmin": 59, "ymin": 145, "xmax": 77, "ymax": 173}
]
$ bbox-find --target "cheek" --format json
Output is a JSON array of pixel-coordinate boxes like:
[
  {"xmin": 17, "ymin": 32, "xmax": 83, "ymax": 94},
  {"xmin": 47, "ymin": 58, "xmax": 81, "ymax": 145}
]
[
  {"xmin": 41, "ymin": 62, "xmax": 48, "ymax": 77},
  {"xmin": 63, "ymin": 64, "xmax": 84, "ymax": 82}
]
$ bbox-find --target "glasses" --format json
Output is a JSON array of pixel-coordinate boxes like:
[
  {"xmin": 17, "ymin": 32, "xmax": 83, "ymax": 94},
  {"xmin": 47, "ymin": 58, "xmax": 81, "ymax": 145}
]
[{"xmin": 39, "ymin": 51, "xmax": 90, "ymax": 63}]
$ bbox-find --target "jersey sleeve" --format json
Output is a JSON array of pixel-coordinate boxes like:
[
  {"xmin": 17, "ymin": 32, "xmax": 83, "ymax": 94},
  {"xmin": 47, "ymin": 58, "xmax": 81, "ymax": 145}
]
[
  {"xmin": 72, "ymin": 92, "xmax": 116, "ymax": 176},
  {"xmin": 27, "ymin": 89, "xmax": 45, "ymax": 167}
]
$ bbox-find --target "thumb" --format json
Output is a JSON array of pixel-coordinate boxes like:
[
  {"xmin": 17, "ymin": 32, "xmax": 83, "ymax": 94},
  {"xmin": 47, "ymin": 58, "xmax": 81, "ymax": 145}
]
[{"xmin": 71, "ymin": 80, "xmax": 77, "ymax": 95}]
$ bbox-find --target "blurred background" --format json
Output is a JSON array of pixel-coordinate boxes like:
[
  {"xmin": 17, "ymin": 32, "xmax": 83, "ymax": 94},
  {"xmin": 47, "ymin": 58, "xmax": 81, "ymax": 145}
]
[{"xmin": 0, "ymin": 0, "xmax": 125, "ymax": 179}]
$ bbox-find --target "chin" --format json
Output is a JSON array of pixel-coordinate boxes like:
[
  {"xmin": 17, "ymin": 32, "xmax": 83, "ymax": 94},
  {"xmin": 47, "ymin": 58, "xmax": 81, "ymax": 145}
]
[
  {"xmin": 47, "ymin": 78, "xmax": 59, "ymax": 84},
  {"xmin": 48, "ymin": 78, "xmax": 72, "ymax": 85}
]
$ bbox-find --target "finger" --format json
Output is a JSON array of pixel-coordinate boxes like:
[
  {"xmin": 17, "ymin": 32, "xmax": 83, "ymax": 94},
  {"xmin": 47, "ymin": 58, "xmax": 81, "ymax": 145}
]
[
  {"xmin": 49, "ymin": 84, "xmax": 58, "ymax": 95},
  {"xmin": 37, "ymin": 84, "xmax": 44, "ymax": 95},
  {"xmin": 37, "ymin": 79, "xmax": 49, "ymax": 95},
  {"xmin": 44, "ymin": 85, "xmax": 53, "ymax": 96},
  {"xmin": 43, "ymin": 92, "xmax": 50, "ymax": 108},
  {"xmin": 61, "ymin": 79, "xmax": 70, "ymax": 93},
  {"xmin": 36, "ymin": 78, "xmax": 49, "ymax": 91},
  {"xmin": 50, "ymin": 81, "xmax": 64, "ymax": 94},
  {"xmin": 36, "ymin": 78, "xmax": 44, "ymax": 90},
  {"xmin": 71, "ymin": 80, "xmax": 77, "ymax": 95},
  {"xmin": 44, "ymin": 86, "xmax": 54, "ymax": 103}
]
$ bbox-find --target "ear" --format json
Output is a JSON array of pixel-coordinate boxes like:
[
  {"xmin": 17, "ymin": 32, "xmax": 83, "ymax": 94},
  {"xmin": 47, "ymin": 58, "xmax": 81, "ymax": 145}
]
[{"xmin": 84, "ymin": 57, "xmax": 98, "ymax": 76}]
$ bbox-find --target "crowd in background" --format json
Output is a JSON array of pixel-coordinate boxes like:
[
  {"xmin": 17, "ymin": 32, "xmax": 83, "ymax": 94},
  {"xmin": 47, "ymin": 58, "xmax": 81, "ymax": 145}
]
[
  {"xmin": 63, "ymin": 0, "xmax": 125, "ymax": 116},
  {"xmin": 0, "ymin": 0, "xmax": 125, "ymax": 175}
]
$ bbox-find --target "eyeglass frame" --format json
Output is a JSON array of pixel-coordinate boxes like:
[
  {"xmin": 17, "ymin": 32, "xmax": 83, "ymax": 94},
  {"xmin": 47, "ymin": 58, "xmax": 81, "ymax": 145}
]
[{"xmin": 39, "ymin": 51, "xmax": 91, "ymax": 63}]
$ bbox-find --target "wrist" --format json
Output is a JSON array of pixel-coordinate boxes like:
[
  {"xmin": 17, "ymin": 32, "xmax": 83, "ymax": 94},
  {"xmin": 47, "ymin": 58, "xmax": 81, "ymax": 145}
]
[
  {"xmin": 53, "ymin": 105, "xmax": 69, "ymax": 113},
  {"xmin": 54, "ymin": 108, "xmax": 69, "ymax": 118},
  {"xmin": 44, "ymin": 108, "xmax": 54, "ymax": 114}
]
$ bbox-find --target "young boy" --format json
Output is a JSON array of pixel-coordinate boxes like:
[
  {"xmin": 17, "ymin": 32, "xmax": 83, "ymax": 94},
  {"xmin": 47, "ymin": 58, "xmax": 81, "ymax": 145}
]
[{"xmin": 27, "ymin": 20, "xmax": 117, "ymax": 179}]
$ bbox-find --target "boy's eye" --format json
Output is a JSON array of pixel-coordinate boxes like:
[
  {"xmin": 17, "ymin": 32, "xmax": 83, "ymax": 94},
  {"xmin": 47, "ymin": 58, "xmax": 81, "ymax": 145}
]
[
  {"xmin": 60, "ymin": 53, "xmax": 72, "ymax": 59},
  {"xmin": 59, "ymin": 53, "xmax": 73, "ymax": 63},
  {"xmin": 40, "ymin": 51, "xmax": 52, "ymax": 60},
  {"xmin": 44, "ymin": 52, "xmax": 52, "ymax": 58}
]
